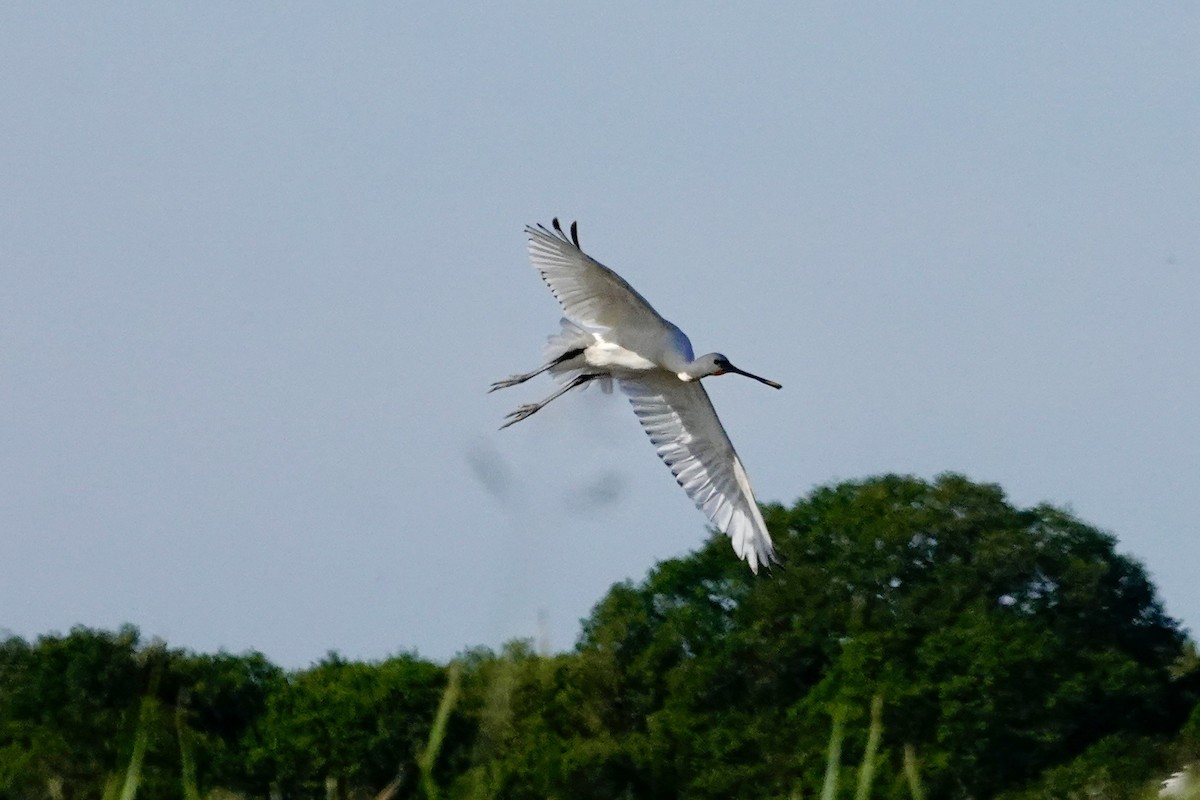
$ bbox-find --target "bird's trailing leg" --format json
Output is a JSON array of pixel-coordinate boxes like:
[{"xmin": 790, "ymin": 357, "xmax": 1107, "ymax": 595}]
[
  {"xmin": 488, "ymin": 347, "xmax": 585, "ymax": 393},
  {"xmin": 499, "ymin": 373, "xmax": 602, "ymax": 430}
]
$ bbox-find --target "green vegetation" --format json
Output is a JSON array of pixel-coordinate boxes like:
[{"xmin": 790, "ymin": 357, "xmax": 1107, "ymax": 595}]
[{"xmin": 2, "ymin": 474, "xmax": 1197, "ymax": 799}]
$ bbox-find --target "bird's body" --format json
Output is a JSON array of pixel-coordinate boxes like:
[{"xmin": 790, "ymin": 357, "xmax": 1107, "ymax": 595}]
[{"xmin": 491, "ymin": 219, "xmax": 782, "ymax": 573}]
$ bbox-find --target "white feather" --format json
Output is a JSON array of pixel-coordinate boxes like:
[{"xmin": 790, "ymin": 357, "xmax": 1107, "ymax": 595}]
[{"xmin": 619, "ymin": 373, "xmax": 778, "ymax": 573}]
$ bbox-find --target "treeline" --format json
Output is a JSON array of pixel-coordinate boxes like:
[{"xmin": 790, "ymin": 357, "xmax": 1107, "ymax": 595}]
[{"xmin": 3, "ymin": 474, "xmax": 1199, "ymax": 799}]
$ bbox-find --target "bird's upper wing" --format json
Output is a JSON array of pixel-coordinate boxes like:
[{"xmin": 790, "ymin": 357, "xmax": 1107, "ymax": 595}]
[
  {"xmin": 527, "ymin": 222, "xmax": 667, "ymax": 333},
  {"xmin": 619, "ymin": 373, "xmax": 778, "ymax": 573}
]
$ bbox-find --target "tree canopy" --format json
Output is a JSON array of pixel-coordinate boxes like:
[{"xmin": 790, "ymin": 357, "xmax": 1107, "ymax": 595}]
[{"xmin": 1, "ymin": 474, "xmax": 1196, "ymax": 799}]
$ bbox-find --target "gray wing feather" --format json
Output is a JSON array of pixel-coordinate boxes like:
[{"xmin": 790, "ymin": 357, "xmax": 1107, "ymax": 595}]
[{"xmin": 526, "ymin": 224, "xmax": 667, "ymax": 333}]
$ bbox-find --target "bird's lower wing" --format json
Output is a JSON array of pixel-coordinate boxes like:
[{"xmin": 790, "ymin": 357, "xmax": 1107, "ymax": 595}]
[{"xmin": 619, "ymin": 373, "xmax": 778, "ymax": 573}]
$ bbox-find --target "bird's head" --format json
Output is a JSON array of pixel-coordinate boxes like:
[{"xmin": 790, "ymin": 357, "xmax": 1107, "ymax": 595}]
[{"xmin": 690, "ymin": 353, "xmax": 782, "ymax": 389}]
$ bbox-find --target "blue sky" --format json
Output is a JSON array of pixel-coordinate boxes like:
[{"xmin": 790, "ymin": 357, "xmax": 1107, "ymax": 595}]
[{"xmin": 2, "ymin": 5, "xmax": 1197, "ymax": 667}]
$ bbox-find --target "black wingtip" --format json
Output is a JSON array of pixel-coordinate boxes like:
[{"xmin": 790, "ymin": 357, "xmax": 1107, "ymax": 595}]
[{"xmin": 548, "ymin": 218, "xmax": 581, "ymax": 249}]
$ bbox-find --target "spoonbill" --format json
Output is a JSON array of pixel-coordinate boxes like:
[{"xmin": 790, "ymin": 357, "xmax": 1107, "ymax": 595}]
[{"xmin": 490, "ymin": 219, "xmax": 782, "ymax": 573}]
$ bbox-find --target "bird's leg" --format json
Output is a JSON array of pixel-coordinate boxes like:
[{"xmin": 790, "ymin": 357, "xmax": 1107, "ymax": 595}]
[
  {"xmin": 488, "ymin": 347, "xmax": 586, "ymax": 393},
  {"xmin": 499, "ymin": 373, "xmax": 601, "ymax": 430}
]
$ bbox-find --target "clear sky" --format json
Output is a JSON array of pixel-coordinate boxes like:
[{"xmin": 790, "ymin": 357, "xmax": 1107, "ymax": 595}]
[{"xmin": 2, "ymin": 5, "xmax": 1197, "ymax": 668}]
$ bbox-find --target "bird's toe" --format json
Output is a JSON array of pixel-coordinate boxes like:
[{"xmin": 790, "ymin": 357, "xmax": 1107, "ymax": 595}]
[
  {"xmin": 488, "ymin": 375, "xmax": 526, "ymax": 393},
  {"xmin": 498, "ymin": 404, "xmax": 540, "ymax": 430}
]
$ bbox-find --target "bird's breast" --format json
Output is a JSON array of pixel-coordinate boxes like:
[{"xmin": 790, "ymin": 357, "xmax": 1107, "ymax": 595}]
[{"xmin": 584, "ymin": 340, "xmax": 660, "ymax": 373}]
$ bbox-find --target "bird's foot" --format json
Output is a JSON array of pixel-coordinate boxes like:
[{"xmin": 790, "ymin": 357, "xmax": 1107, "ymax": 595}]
[
  {"xmin": 499, "ymin": 403, "xmax": 540, "ymax": 430},
  {"xmin": 488, "ymin": 374, "xmax": 531, "ymax": 393}
]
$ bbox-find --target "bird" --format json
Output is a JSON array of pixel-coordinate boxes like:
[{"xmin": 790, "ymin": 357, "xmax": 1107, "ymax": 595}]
[{"xmin": 490, "ymin": 218, "xmax": 782, "ymax": 573}]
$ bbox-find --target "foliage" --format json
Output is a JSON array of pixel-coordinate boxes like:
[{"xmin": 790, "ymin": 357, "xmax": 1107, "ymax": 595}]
[
  {"xmin": 0, "ymin": 625, "xmax": 146, "ymax": 799},
  {"xmin": 994, "ymin": 733, "xmax": 1168, "ymax": 800},
  {"xmin": 0, "ymin": 474, "xmax": 1195, "ymax": 799},
  {"xmin": 250, "ymin": 651, "xmax": 444, "ymax": 797}
]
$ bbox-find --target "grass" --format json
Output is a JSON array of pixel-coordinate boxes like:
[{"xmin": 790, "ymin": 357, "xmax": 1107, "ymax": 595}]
[{"xmin": 417, "ymin": 661, "xmax": 463, "ymax": 800}]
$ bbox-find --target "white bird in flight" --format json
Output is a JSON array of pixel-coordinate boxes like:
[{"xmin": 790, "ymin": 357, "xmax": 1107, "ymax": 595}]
[{"xmin": 491, "ymin": 219, "xmax": 782, "ymax": 573}]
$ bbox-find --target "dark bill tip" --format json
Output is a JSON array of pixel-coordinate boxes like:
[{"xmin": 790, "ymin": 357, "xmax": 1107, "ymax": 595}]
[{"xmin": 729, "ymin": 365, "xmax": 782, "ymax": 389}]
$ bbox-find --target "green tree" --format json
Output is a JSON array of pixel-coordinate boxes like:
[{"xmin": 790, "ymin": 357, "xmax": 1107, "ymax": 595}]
[
  {"xmin": 171, "ymin": 649, "xmax": 285, "ymax": 796},
  {"xmin": 255, "ymin": 651, "xmax": 444, "ymax": 797},
  {"xmin": 535, "ymin": 474, "xmax": 1188, "ymax": 799},
  {"xmin": 0, "ymin": 626, "xmax": 147, "ymax": 799},
  {"xmin": 0, "ymin": 474, "xmax": 1190, "ymax": 800}
]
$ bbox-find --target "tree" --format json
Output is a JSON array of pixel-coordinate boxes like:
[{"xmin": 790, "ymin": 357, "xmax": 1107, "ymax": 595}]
[
  {"xmin": 0, "ymin": 474, "xmax": 1190, "ymax": 799},
  {"xmin": 0, "ymin": 625, "xmax": 147, "ymax": 799},
  {"xmin": 171, "ymin": 649, "xmax": 285, "ymax": 796},
  {"xmin": 551, "ymin": 473, "xmax": 1188, "ymax": 799},
  {"xmin": 254, "ymin": 651, "xmax": 444, "ymax": 797}
]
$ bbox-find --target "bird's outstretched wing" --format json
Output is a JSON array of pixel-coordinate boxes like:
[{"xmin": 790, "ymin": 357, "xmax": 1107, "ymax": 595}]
[
  {"xmin": 526, "ymin": 221, "xmax": 667, "ymax": 333},
  {"xmin": 619, "ymin": 373, "xmax": 778, "ymax": 573}
]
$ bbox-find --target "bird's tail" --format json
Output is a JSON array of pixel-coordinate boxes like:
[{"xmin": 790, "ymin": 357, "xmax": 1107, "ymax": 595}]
[{"xmin": 545, "ymin": 318, "xmax": 612, "ymax": 393}]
